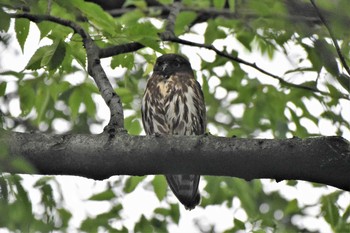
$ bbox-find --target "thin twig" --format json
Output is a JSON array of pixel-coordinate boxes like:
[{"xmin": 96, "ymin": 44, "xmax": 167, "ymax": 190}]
[
  {"xmin": 310, "ymin": 0, "xmax": 350, "ymax": 80},
  {"xmin": 107, "ymin": 6, "xmax": 322, "ymax": 24},
  {"xmin": 162, "ymin": 36, "xmax": 349, "ymax": 100}
]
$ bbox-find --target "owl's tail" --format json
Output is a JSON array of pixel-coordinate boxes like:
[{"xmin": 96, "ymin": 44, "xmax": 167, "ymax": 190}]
[{"xmin": 165, "ymin": 174, "xmax": 200, "ymax": 210}]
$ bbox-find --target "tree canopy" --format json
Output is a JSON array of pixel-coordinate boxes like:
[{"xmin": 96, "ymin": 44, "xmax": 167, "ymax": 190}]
[{"xmin": 0, "ymin": 0, "xmax": 350, "ymax": 232}]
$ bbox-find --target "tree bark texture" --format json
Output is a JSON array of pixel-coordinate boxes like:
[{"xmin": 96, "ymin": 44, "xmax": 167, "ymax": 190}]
[{"xmin": 1, "ymin": 131, "xmax": 350, "ymax": 191}]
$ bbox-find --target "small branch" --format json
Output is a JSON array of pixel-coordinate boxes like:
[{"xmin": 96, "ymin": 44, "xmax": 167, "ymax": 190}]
[
  {"xmin": 10, "ymin": 13, "xmax": 87, "ymax": 38},
  {"xmin": 2, "ymin": 131, "xmax": 350, "ymax": 191},
  {"xmin": 162, "ymin": 36, "xmax": 350, "ymax": 100},
  {"xmin": 10, "ymin": 13, "xmax": 125, "ymax": 131},
  {"xmin": 310, "ymin": 0, "xmax": 350, "ymax": 78},
  {"xmin": 107, "ymin": 6, "xmax": 323, "ymax": 25},
  {"xmin": 99, "ymin": 42, "xmax": 144, "ymax": 58}
]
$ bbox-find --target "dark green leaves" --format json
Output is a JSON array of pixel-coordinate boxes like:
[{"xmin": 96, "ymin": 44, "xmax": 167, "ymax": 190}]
[
  {"xmin": 68, "ymin": 84, "xmax": 97, "ymax": 120},
  {"xmin": 0, "ymin": 10, "xmax": 11, "ymax": 32},
  {"xmin": 26, "ymin": 40, "xmax": 66, "ymax": 71},
  {"xmin": 0, "ymin": 82, "xmax": 6, "ymax": 96}
]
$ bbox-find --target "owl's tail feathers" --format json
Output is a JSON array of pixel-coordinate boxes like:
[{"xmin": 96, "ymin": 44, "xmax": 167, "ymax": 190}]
[{"xmin": 165, "ymin": 174, "xmax": 200, "ymax": 210}]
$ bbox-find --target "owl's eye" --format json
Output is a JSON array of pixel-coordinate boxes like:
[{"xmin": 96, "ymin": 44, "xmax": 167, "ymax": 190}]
[{"xmin": 174, "ymin": 62, "xmax": 180, "ymax": 67}]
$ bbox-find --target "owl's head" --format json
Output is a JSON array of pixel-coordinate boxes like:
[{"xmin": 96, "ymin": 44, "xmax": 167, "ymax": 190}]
[{"xmin": 153, "ymin": 54, "xmax": 193, "ymax": 77}]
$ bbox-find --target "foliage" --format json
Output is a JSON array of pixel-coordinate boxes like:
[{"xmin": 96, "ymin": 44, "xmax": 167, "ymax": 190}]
[{"xmin": 0, "ymin": 0, "xmax": 350, "ymax": 232}]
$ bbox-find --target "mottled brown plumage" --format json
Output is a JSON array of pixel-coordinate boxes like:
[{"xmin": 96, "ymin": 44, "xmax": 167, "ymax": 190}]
[{"xmin": 141, "ymin": 54, "xmax": 206, "ymax": 210}]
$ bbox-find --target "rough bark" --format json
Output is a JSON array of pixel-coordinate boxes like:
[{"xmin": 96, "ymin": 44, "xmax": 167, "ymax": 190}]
[{"xmin": 1, "ymin": 131, "xmax": 350, "ymax": 191}]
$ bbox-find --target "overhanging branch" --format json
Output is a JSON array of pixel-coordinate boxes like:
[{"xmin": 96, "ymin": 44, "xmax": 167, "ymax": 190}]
[
  {"xmin": 1, "ymin": 131, "xmax": 350, "ymax": 191},
  {"xmin": 10, "ymin": 12, "xmax": 125, "ymax": 132}
]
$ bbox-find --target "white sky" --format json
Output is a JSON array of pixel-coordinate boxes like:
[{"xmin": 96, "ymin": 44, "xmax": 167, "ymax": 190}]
[{"xmin": 1, "ymin": 20, "xmax": 350, "ymax": 232}]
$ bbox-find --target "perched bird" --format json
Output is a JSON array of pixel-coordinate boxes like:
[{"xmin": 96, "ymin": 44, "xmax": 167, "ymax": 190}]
[{"xmin": 141, "ymin": 54, "xmax": 206, "ymax": 210}]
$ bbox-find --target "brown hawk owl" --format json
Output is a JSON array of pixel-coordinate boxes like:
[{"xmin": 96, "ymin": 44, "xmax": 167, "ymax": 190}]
[{"xmin": 141, "ymin": 54, "xmax": 206, "ymax": 210}]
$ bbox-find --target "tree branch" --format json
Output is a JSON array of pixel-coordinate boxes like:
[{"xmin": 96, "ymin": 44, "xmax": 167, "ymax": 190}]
[
  {"xmin": 99, "ymin": 42, "xmax": 144, "ymax": 59},
  {"xmin": 1, "ymin": 130, "xmax": 350, "ymax": 191},
  {"xmin": 105, "ymin": 5, "xmax": 324, "ymax": 25},
  {"xmin": 310, "ymin": 0, "xmax": 350, "ymax": 89},
  {"xmin": 10, "ymin": 13, "xmax": 125, "ymax": 132},
  {"xmin": 163, "ymin": 36, "xmax": 350, "ymax": 100}
]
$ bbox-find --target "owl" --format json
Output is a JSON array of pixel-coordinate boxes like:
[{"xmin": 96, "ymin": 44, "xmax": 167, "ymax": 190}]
[{"xmin": 141, "ymin": 54, "xmax": 206, "ymax": 210}]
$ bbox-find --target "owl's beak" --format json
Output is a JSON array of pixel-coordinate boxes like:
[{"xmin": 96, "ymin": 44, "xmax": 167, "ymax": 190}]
[{"xmin": 161, "ymin": 63, "xmax": 168, "ymax": 72}]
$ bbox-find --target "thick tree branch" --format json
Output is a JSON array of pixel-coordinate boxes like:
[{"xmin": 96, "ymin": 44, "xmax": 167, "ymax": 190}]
[
  {"xmin": 1, "ymin": 131, "xmax": 350, "ymax": 191},
  {"xmin": 10, "ymin": 13, "xmax": 125, "ymax": 132}
]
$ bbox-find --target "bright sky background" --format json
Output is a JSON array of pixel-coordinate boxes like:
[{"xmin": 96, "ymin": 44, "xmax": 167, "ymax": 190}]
[{"xmin": 1, "ymin": 19, "xmax": 350, "ymax": 233}]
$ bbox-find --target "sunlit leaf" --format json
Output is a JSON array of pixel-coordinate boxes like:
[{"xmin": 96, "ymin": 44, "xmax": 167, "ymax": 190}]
[
  {"xmin": 152, "ymin": 175, "xmax": 167, "ymax": 201},
  {"xmin": 123, "ymin": 176, "xmax": 145, "ymax": 193},
  {"xmin": 88, "ymin": 189, "xmax": 115, "ymax": 201}
]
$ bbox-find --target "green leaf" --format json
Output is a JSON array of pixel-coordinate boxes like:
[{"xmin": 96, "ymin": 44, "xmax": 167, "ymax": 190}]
[
  {"xmin": 111, "ymin": 54, "xmax": 134, "ymax": 69},
  {"xmin": 152, "ymin": 175, "xmax": 167, "ymax": 201},
  {"xmin": 25, "ymin": 45, "xmax": 51, "ymax": 70},
  {"xmin": 233, "ymin": 218, "xmax": 245, "ymax": 230},
  {"xmin": 69, "ymin": 40, "xmax": 86, "ymax": 69},
  {"xmin": 88, "ymin": 189, "xmax": 115, "ymax": 201},
  {"xmin": 0, "ymin": 10, "xmax": 11, "ymax": 32},
  {"xmin": 0, "ymin": 82, "xmax": 6, "ymax": 96},
  {"xmin": 115, "ymin": 87, "xmax": 133, "ymax": 104},
  {"xmin": 10, "ymin": 157, "xmax": 35, "ymax": 173},
  {"xmin": 213, "ymin": 0, "xmax": 226, "ymax": 9},
  {"xmin": 322, "ymin": 193, "xmax": 340, "ymax": 228},
  {"xmin": 124, "ymin": 116, "xmax": 142, "ymax": 135},
  {"xmin": 83, "ymin": 94, "xmax": 96, "ymax": 118},
  {"xmin": 123, "ymin": 0, "xmax": 147, "ymax": 8},
  {"xmin": 15, "ymin": 18, "xmax": 30, "ymax": 53},
  {"xmin": 134, "ymin": 215, "xmax": 153, "ymax": 233},
  {"xmin": 123, "ymin": 176, "xmax": 145, "ymax": 193},
  {"xmin": 71, "ymin": 0, "xmax": 118, "ymax": 33},
  {"xmin": 41, "ymin": 40, "xmax": 66, "ymax": 70},
  {"xmin": 175, "ymin": 11, "xmax": 197, "ymax": 36},
  {"xmin": 33, "ymin": 176, "xmax": 54, "ymax": 187},
  {"xmin": 205, "ymin": 19, "xmax": 228, "ymax": 45},
  {"xmin": 158, "ymin": 0, "xmax": 173, "ymax": 4},
  {"xmin": 284, "ymin": 199, "xmax": 299, "ymax": 214},
  {"xmin": 68, "ymin": 88, "xmax": 82, "ymax": 120},
  {"xmin": 18, "ymin": 84, "xmax": 36, "ymax": 116},
  {"xmin": 170, "ymin": 204, "xmax": 180, "ymax": 224},
  {"xmin": 35, "ymin": 85, "xmax": 50, "ymax": 125}
]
